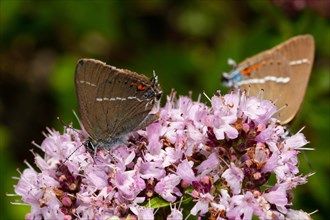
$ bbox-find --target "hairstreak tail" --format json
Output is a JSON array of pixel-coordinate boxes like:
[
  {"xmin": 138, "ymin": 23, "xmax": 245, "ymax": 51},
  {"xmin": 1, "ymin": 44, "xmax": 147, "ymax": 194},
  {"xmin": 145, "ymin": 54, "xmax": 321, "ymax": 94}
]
[
  {"xmin": 75, "ymin": 58, "xmax": 162, "ymax": 151},
  {"xmin": 222, "ymin": 35, "xmax": 314, "ymax": 124}
]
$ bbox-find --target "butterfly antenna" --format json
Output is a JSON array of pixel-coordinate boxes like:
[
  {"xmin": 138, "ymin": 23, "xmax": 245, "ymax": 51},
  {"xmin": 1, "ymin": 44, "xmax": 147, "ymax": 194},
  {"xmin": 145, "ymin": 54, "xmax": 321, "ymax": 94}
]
[
  {"xmin": 227, "ymin": 58, "xmax": 237, "ymax": 67},
  {"xmin": 56, "ymin": 142, "xmax": 86, "ymax": 173},
  {"xmin": 56, "ymin": 113, "xmax": 90, "ymax": 172},
  {"xmin": 151, "ymin": 70, "xmax": 159, "ymax": 86},
  {"xmin": 57, "ymin": 116, "xmax": 70, "ymax": 127}
]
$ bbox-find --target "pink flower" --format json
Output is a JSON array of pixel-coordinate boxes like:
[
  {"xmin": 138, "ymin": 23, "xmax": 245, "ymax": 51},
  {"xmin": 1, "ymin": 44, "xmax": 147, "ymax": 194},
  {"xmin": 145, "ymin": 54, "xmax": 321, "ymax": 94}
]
[
  {"xmin": 146, "ymin": 123, "xmax": 164, "ymax": 155},
  {"xmin": 155, "ymin": 174, "xmax": 182, "ymax": 202},
  {"xmin": 255, "ymin": 121, "xmax": 285, "ymax": 152},
  {"xmin": 239, "ymin": 94, "xmax": 277, "ymax": 125},
  {"xmin": 167, "ymin": 202, "xmax": 183, "ymax": 220},
  {"xmin": 130, "ymin": 205, "xmax": 154, "ymax": 220},
  {"xmin": 162, "ymin": 147, "xmax": 182, "ymax": 167},
  {"xmin": 286, "ymin": 209, "xmax": 312, "ymax": 220},
  {"xmin": 15, "ymin": 169, "xmax": 44, "ymax": 204},
  {"xmin": 190, "ymin": 192, "xmax": 214, "ymax": 216},
  {"xmin": 114, "ymin": 170, "xmax": 145, "ymax": 201},
  {"xmin": 137, "ymin": 160, "xmax": 165, "ymax": 180},
  {"xmin": 284, "ymin": 132, "xmax": 309, "ymax": 151},
  {"xmin": 263, "ymin": 183, "xmax": 289, "ymax": 213},
  {"xmin": 222, "ymin": 162, "xmax": 244, "ymax": 194},
  {"xmin": 208, "ymin": 95, "xmax": 239, "ymax": 140},
  {"xmin": 12, "ymin": 90, "xmax": 313, "ymax": 219},
  {"xmin": 227, "ymin": 191, "xmax": 262, "ymax": 220},
  {"xmin": 196, "ymin": 152, "xmax": 220, "ymax": 176},
  {"xmin": 176, "ymin": 159, "xmax": 197, "ymax": 184}
]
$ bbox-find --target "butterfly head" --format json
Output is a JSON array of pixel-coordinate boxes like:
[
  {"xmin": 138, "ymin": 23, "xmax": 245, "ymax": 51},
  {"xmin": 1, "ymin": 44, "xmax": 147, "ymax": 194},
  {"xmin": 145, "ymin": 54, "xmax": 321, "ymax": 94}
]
[{"xmin": 221, "ymin": 69, "xmax": 243, "ymax": 88}]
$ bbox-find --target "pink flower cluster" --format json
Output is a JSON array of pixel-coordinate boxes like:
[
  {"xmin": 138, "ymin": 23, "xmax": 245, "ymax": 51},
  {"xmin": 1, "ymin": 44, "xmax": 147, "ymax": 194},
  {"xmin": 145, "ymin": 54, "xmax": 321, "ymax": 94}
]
[{"xmin": 14, "ymin": 90, "xmax": 313, "ymax": 219}]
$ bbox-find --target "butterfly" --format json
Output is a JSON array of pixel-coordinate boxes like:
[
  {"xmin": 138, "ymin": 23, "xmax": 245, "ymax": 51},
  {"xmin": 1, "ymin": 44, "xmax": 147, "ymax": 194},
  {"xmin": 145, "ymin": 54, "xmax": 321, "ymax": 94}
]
[
  {"xmin": 222, "ymin": 35, "xmax": 314, "ymax": 124},
  {"xmin": 75, "ymin": 58, "xmax": 162, "ymax": 150}
]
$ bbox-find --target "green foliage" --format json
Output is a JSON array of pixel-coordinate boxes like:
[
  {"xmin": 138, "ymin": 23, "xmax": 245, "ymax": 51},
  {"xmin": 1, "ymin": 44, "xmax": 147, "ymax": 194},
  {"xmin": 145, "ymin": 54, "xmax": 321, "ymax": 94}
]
[{"xmin": 148, "ymin": 196, "xmax": 171, "ymax": 208}]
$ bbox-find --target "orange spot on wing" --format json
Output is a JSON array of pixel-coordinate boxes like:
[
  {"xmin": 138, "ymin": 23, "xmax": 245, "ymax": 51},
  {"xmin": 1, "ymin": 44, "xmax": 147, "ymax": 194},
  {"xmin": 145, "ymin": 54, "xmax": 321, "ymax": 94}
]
[
  {"xmin": 241, "ymin": 64, "xmax": 261, "ymax": 75},
  {"xmin": 137, "ymin": 84, "xmax": 146, "ymax": 91},
  {"xmin": 241, "ymin": 67, "xmax": 253, "ymax": 75}
]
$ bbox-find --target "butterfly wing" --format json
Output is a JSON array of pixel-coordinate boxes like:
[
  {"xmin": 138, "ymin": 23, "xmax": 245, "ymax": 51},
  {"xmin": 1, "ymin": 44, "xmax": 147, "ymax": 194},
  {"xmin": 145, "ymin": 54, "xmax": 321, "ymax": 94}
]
[
  {"xmin": 75, "ymin": 59, "xmax": 105, "ymax": 141},
  {"xmin": 75, "ymin": 59, "xmax": 162, "ymax": 143},
  {"xmin": 95, "ymin": 66, "xmax": 161, "ymax": 140},
  {"xmin": 236, "ymin": 35, "xmax": 314, "ymax": 124},
  {"xmin": 274, "ymin": 35, "xmax": 314, "ymax": 124}
]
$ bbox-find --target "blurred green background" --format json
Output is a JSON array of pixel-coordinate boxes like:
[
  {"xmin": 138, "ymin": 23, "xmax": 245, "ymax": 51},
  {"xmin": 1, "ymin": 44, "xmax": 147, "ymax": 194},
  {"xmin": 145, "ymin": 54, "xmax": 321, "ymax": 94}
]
[{"xmin": 0, "ymin": 0, "xmax": 329, "ymax": 219}]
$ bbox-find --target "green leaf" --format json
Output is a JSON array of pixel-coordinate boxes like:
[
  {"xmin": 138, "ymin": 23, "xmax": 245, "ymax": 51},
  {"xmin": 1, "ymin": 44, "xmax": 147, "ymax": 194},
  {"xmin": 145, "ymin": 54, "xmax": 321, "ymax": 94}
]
[{"xmin": 148, "ymin": 197, "xmax": 171, "ymax": 209}]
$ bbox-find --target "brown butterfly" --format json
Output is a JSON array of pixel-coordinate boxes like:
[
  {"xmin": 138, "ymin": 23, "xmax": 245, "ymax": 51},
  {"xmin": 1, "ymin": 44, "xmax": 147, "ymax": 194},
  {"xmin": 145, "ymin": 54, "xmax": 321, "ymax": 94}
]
[
  {"xmin": 75, "ymin": 59, "xmax": 162, "ymax": 150},
  {"xmin": 222, "ymin": 35, "xmax": 314, "ymax": 124}
]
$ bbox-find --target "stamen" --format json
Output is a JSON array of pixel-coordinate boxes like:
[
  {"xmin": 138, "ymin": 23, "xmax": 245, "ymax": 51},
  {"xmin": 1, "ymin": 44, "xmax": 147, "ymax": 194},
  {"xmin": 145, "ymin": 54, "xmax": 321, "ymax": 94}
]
[
  {"xmin": 6, "ymin": 193, "xmax": 19, "ymax": 197},
  {"xmin": 10, "ymin": 202, "xmax": 30, "ymax": 206},
  {"xmin": 31, "ymin": 141, "xmax": 42, "ymax": 150},
  {"xmin": 24, "ymin": 160, "xmax": 35, "ymax": 171},
  {"xmin": 203, "ymin": 91, "xmax": 212, "ymax": 103}
]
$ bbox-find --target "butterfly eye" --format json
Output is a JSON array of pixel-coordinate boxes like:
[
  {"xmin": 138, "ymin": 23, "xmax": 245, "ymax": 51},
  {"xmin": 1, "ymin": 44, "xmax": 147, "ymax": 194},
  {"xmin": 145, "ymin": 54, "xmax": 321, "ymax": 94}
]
[
  {"xmin": 85, "ymin": 139, "xmax": 96, "ymax": 152},
  {"xmin": 143, "ymin": 88, "xmax": 156, "ymax": 99}
]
